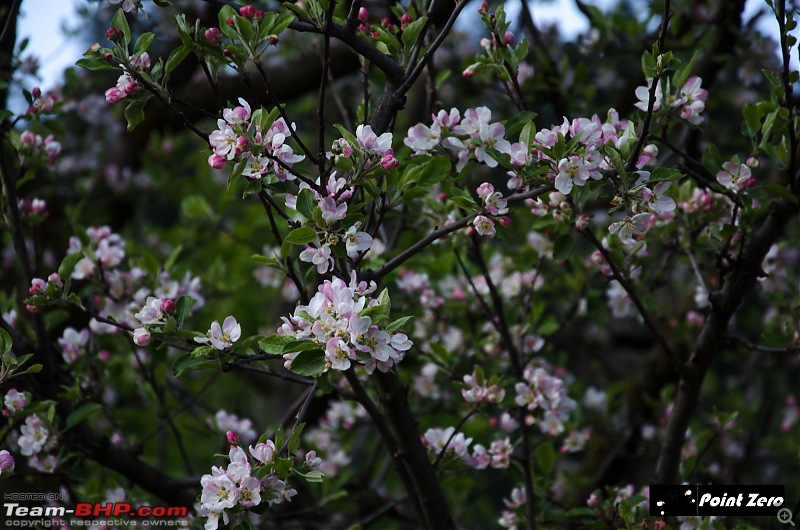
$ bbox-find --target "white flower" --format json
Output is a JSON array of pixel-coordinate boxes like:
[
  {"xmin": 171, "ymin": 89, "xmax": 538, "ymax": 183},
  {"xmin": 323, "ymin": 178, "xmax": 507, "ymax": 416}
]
[
  {"xmin": 195, "ymin": 316, "xmax": 241, "ymax": 350},
  {"xmin": 18, "ymin": 415, "xmax": 49, "ymax": 457},
  {"xmin": 473, "ymin": 215, "xmax": 496, "ymax": 237},
  {"xmin": 200, "ymin": 474, "xmax": 239, "ymax": 512},
  {"xmin": 344, "ymin": 224, "xmax": 373, "ymax": 258}
]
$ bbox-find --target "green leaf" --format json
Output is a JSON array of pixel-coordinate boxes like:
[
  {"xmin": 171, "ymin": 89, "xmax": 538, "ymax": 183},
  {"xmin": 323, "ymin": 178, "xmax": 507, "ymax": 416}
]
[
  {"xmin": 111, "ymin": 9, "xmax": 132, "ymax": 46},
  {"xmin": 285, "ymin": 226, "xmax": 317, "ymax": 245},
  {"xmin": 618, "ymin": 499, "xmax": 632, "ymax": 525},
  {"xmin": 295, "ymin": 469, "xmax": 324, "ymax": 483},
  {"xmin": 401, "ymin": 157, "xmax": 451, "ymax": 188},
  {"xmin": 536, "ymin": 442, "xmax": 555, "ymax": 474},
  {"xmin": 401, "ymin": 17, "xmax": 428, "ymax": 48},
  {"xmin": 289, "ymin": 349, "xmax": 326, "ymax": 376},
  {"xmin": 175, "ymin": 296, "xmax": 196, "ymax": 328},
  {"xmin": 165, "ymin": 45, "xmax": 191, "ymax": 73},
  {"xmin": 386, "ymin": 315, "xmax": 413, "ymax": 333},
  {"xmin": 164, "ymin": 245, "xmax": 183, "ymax": 271},
  {"xmin": 287, "ymin": 423, "xmax": 305, "ymax": 453},
  {"xmin": 553, "ymin": 234, "xmax": 574, "ymax": 260},
  {"xmin": 134, "ymin": 32, "xmax": 155, "ymax": 56},
  {"xmin": 295, "ymin": 189, "xmax": 317, "ymax": 220},
  {"xmin": 259, "ymin": 334, "xmax": 297, "ymax": 354},
  {"xmin": 181, "ymin": 195, "xmax": 214, "ymax": 220},
  {"xmin": 764, "ymin": 183, "xmax": 799, "ymax": 205},
  {"xmin": 218, "ymin": 5, "xmax": 239, "ymax": 39},
  {"xmin": 565, "ymin": 508, "xmax": 599, "ymax": 517},
  {"xmin": 270, "ymin": 13, "xmax": 295, "ymax": 36},
  {"xmin": 65, "ymin": 403, "xmax": 103, "ymax": 429},
  {"xmin": 672, "ymin": 49, "xmax": 700, "ymax": 90},
  {"xmin": 0, "ymin": 328, "xmax": 11, "ymax": 355},
  {"xmin": 242, "ymin": 179, "xmax": 263, "ymax": 199},
  {"xmin": 172, "ymin": 353, "xmax": 217, "ymax": 377},
  {"xmin": 234, "ymin": 15, "xmax": 254, "ymax": 43},
  {"xmin": 333, "ymin": 124, "xmax": 359, "ymax": 150},
  {"xmin": 58, "ymin": 250, "xmax": 84, "ymax": 282},
  {"xmin": 251, "ymin": 253, "xmax": 277, "ymax": 266},
  {"xmin": 701, "ymin": 144, "xmax": 723, "ymax": 175},
  {"xmin": 124, "ymin": 99, "xmax": 147, "ymax": 131},
  {"xmin": 75, "ymin": 58, "xmax": 113, "ymax": 71}
]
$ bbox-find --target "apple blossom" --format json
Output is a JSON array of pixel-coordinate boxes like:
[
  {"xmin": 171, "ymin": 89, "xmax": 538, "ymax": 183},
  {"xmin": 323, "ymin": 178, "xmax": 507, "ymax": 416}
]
[
  {"xmin": 473, "ymin": 215, "xmax": 496, "ymax": 237},
  {"xmin": 195, "ymin": 316, "xmax": 241, "ymax": 350},
  {"xmin": 4, "ymin": 389, "xmax": 26, "ymax": 413},
  {"xmin": 18, "ymin": 415, "xmax": 49, "ymax": 456},
  {"xmin": 133, "ymin": 327, "xmax": 150, "ymax": 346},
  {"xmin": 0, "ymin": 450, "xmax": 14, "ymax": 474}
]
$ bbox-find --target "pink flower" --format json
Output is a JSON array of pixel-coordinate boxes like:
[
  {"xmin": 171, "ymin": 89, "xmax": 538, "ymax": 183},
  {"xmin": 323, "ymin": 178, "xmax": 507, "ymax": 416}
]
[
  {"xmin": 299, "ymin": 244, "xmax": 333, "ymax": 274},
  {"xmin": 473, "ymin": 215, "xmax": 496, "ymax": 237},
  {"xmin": 4, "ymin": 389, "xmax": 26, "ymax": 413},
  {"xmin": 249, "ymin": 440, "xmax": 276, "ymax": 464},
  {"xmin": 58, "ymin": 327, "xmax": 90, "ymax": 364},
  {"xmin": 222, "ymin": 98, "xmax": 252, "ymax": 125},
  {"xmin": 320, "ymin": 197, "xmax": 347, "ymax": 223},
  {"xmin": 356, "ymin": 124, "xmax": 393, "ymax": 156},
  {"xmin": 325, "ymin": 337, "xmax": 354, "ymax": 371},
  {"xmin": 642, "ymin": 181, "xmax": 676, "ymax": 213},
  {"xmin": 195, "ymin": 316, "xmax": 241, "ymax": 350},
  {"xmin": 104, "ymin": 87, "xmax": 126, "ymax": 105},
  {"xmin": 716, "ymin": 161, "xmax": 752, "ymax": 191},
  {"xmin": 0, "ymin": 450, "xmax": 14, "ymax": 474},
  {"xmin": 133, "ymin": 327, "xmax": 150, "ymax": 346},
  {"xmin": 344, "ymin": 224, "xmax": 373, "ymax": 258},
  {"xmin": 380, "ymin": 153, "xmax": 399, "ymax": 170}
]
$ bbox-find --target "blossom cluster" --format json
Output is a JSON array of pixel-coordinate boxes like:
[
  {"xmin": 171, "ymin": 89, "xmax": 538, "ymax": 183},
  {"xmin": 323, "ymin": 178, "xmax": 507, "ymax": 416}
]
[
  {"xmin": 199, "ymin": 442, "xmax": 306, "ymax": 530},
  {"xmin": 278, "ymin": 274, "xmax": 412, "ymax": 374},
  {"xmin": 514, "ymin": 363, "xmax": 577, "ymax": 436},
  {"xmin": 461, "ymin": 368, "xmax": 506, "ymax": 404},
  {"xmin": 19, "ymin": 130, "xmax": 61, "ymax": 169},
  {"xmin": 285, "ymin": 174, "xmax": 374, "ymax": 274},
  {"xmin": 422, "ymin": 426, "xmax": 513, "ymax": 470},
  {"xmin": 104, "ymin": 52, "xmax": 151, "ymax": 105},
  {"xmin": 207, "ymin": 98, "xmax": 304, "ymax": 181},
  {"xmin": 3, "ymin": 391, "xmax": 59, "ymax": 474},
  {"xmin": 634, "ymin": 75, "xmax": 708, "ymax": 125}
]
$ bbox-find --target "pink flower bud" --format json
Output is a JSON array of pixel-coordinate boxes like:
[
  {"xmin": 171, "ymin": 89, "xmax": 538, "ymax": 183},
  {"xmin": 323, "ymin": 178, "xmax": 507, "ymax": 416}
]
[
  {"xmin": 204, "ymin": 27, "xmax": 222, "ymax": 44},
  {"xmin": 239, "ymin": 5, "xmax": 256, "ymax": 18},
  {"xmin": 98, "ymin": 350, "xmax": 110, "ymax": 361},
  {"xmin": 88, "ymin": 42, "xmax": 101, "ymax": 53},
  {"xmin": 223, "ymin": 49, "xmax": 233, "ymax": 58},
  {"xmin": 133, "ymin": 327, "xmax": 151, "ymax": 347},
  {"xmin": 478, "ymin": 1, "xmax": 489, "ymax": 14},
  {"xmin": 503, "ymin": 31, "xmax": 515, "ymax": 46},
  {"xmin": 29, "ymin": 278, "xmax": 46, "ymax": 294},
  {"xmin": 225, "ymin": 17, "xmax": 236, "ymax": 27},
  {"xmin": 438, "ymin": 192, "xmax": 448, "ymax": 202},
  {"xmin": 25, "ymin": 305, "xmax": 38, "ymax": 313},
  {"xmin": 254, "ymin": 10, "xmax": 265, "ymax": 20},
  {"xmin": 163, "ymin": 299, "xmax": 176, "ymax": 313},
  {"xmin": 381, "ymin": 18, "xmax": 393, "ymax": 31},
  {"xmin": 47, "ymin": 273, "xmax": 62, "ymax": 286},
  {"xmin": 466, "ymin": 226, "xmax": 475, "ymax": 237},
  {"xmin": 268, "ymin": 35, "xmax": 279, "ymax": 45},
  {"xmin": 744, "ymin": 178, "xmax": 757, "ymax": 188},
  {"xmin": 462, "ymin": 65, "xmax": 476, "ymax": 78},
  {"xmin": 1, "ymin": 409, "xmax": 10, "ymax": 418},
  {"xmin": 236, "ymin": 136, "xmax": 249, "ymax": 148},
  {"xmin": 226, "ymin": 430, "xmax": 240, "ymax": 445},
  {"xmin": 746, "ymin": 155, "xmax": 760, "ymax": 168},
  {"xmin": 102, "ymin": 53, "xmax": 113, "ymax": 62},
  {"xmin": 499, "ymin": 216, "xmax": 512, "ymax": 227},
  {"xmin": 123, "ymin": 81, "xmax": 139, "ymax": 96},
  {"xmin": 208, "ymin": 154, "xmax": 227, "ymax": 169},
  {"xmin": 358, "ymin": 7, "xmax": 369, "ymax": 21},
  {"xmin": 106, "ymin": 28, "xmax": 124, "ymax": 42},
  {"xmin": 400, "ymin": 14, "xmax": 411, "ymax": 29},
  {"xmin": 380, "ymin": 154, "xmax": 398, "ymax": 170},
  {"xmin": 0, "ymin": 450, "xmax": 14, "ymax": 474},
  {"xmin": 105, "ymin": 87, "xmax": 126, "ymax": 105},
  {"xmin": 575, "ymin": 213, "xmax": 589, "ymax": 230},
  {"xmin": 20, "ymin": 130, "xmax": 37, "ymax": 147},
  {"xmin": 32, "ymin": 87, "xmax": 41, "ymax": 98},
  {"xmin": 586, "ymin": 492, "xmax": 600, "ymax": 508}
]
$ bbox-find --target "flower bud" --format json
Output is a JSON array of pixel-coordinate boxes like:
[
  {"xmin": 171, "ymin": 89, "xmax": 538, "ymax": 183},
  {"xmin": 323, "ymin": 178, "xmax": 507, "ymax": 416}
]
[
  {"xmin": 380, "ymin": 154, "xmax": 398, "ymax": 170},
  {"xmin": 88, "ymin": 42, "xmax": 101, "ymax": 54},
  {"xmin": 226, "ymin": 430, "xmax": 240, "ymax": 445},
  {"xmin": 106, "ymin": 28, "xmax": 124, "ymax": 42},
  {"xmin": 239, "ymin": 5, "xmax": 256, "ymax": 18},
  {"xmin": 438, "ymin": 192, "xmax": 448, "ymax": 202},
  {"xmin": 254, "ymin": 10, "xmax": 265, "ymax": 20},
  {"xmin": 503, "ymin": 31, "xmax": 515, "ymax": 46},
  {"xmin": 102, "ymin": 53, "xmax": 114, "ymax": 62},
  {"xmin": 462, "ymin": 65, "xmax": 476, "ymax": 78},
  {"xmin": 26, "ymin": 305, "xmax": 38, "ymax": 313},
  {"xmin": 0, "ymin": 450, "xmax": 14, "ymax": 475},
  {"xmin": 586, "ymin": 492, "xmax": 600, "ymax": 508},
  {"xmin": 133, "ymin": 327, "xmax": 151, "ymax": 347},
  {"xmin": 225, "ymin": 17, "xmax": 236, "ymax": 27},
  {"xmin": 47, "ymin": 273, "xmax": 62, "ymax": 287},
  {"xmin": 32, "ymin": 87, "xmax": 41, "ymax": 99},
  {"xmin": 122, "ymin": 81, "xmax": 139, "ymax": 96},
  {"xmin": 20, "ymin": 130, "xmax": 37, "ymax": 148},
  {"xmin": 204, "ymin": 27, "xmax": 222, "ymax": 44},
  {"xmin": 163, "ymin": 299, "xmax": 176, "ymax": 313},
  {"xmin": 478, "ymin": 1, "xmax": 489, "ymax": 14},
  {"xmin": 400, "ymin": 14, "xmax": 411, "ymax": 29},
  {"xmin": 499, "ymin": 216, "xmax": 512, "ymax": 227},
  {"xmin": 208, "ymin": 154, "xmax": 227, "ymax": 169},
  {"xmin": 223, "ymin": 49, "xmax": 233, "ymax": 58},
  {"xmin": 268, "ymin": 34, "xmax": 279, "ymax": 45},
  {"xmin": 575, "ymin": 214, "xmax": 589, "ymax": 230},
  {"xmin": 29, "ymin": 278, "xmax": 46, "ymax": 295},
  {"xmin": 746, "ymin": 155, "xmax": 760, "ymax": 168},
  {"xmin": 358, "ymin": 7, "xmax": 369, "ymax": 21},
  {"xmin": 2, "ymin": 409, "xmax": 10, "ymax": 418},
  {"xmin": 381, "ymin": 18, "xmax": 393, "ymax": 31},
  {"xmin": 98, "ymin": 350, "xmax": 110, "ymax": 361},
  {"xmin": 466, "ymin": 226, "xmax": 475, "ymax": 237}
]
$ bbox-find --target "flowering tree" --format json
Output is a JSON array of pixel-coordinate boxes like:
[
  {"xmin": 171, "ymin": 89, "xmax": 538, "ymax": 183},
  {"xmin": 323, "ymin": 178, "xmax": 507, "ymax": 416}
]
[{"xmin": 1, "ymin": 0, "xmax": 799, "ymax": 529}]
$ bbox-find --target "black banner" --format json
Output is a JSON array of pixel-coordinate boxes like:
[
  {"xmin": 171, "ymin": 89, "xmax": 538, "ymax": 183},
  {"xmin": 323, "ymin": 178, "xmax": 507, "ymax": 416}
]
[{"xmin": 650, "ymin": 484, "xmax": 786, "ymax": 517}]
